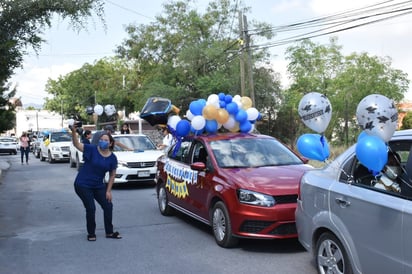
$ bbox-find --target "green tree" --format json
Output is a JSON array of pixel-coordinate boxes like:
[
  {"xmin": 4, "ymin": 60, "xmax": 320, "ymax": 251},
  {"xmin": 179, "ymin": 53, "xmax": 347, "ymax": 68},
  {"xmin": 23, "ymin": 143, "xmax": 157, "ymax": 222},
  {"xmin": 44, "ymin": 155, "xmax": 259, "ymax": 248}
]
[
  {"xmin": 116, "ymin": 0, "xmax": 277, "ymax": 114},
  {"xmin": 44, "ymin": 58, "xmax": 133, "ymax": 124},
  {"xmin": 0, "ymin": 0, "xmax": 105, "ymax": 133},
  {"xmin": 401, "ymin": 112, "xmax": 412, "ymax": 130}
]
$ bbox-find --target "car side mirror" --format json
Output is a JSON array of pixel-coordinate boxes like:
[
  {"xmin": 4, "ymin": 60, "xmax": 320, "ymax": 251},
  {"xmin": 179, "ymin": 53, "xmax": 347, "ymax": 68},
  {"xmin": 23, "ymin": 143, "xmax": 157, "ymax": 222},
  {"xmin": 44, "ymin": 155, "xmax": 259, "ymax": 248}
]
[{"xmin": 191, "ymin": 162, "xmax": 207, "ymax": 171}]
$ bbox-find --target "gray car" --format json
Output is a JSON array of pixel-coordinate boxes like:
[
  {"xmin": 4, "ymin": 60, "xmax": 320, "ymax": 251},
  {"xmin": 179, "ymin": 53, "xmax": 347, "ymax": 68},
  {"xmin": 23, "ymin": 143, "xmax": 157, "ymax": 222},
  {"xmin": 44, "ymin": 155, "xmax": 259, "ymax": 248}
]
[{"xmin": 296, "ymin": 129, "xmax": 412, "ymax": 274}]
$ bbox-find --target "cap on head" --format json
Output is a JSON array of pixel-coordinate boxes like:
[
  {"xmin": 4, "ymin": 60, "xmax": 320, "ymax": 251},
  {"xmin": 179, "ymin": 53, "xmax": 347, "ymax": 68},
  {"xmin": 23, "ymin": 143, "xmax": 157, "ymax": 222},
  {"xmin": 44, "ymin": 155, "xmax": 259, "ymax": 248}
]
[{"xmin": 104, "ymin": 125, "xmax": 115, "ymax": 133}]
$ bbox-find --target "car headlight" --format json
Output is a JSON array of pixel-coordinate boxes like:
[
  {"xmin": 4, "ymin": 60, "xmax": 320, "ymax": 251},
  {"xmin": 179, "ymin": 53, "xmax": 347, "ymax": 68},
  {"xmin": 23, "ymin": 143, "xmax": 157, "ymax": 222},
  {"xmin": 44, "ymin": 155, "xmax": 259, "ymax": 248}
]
[
  {"xmin": 118, "ymin": 160, "xmax": 129, "ymax": 167},
  {"xmin": 237, "ymin": 189, "xmax": 275, "ymax": 207},
  {"xmin": 51, "ymin": 146, "xmax": 61, "ymax": 152}
]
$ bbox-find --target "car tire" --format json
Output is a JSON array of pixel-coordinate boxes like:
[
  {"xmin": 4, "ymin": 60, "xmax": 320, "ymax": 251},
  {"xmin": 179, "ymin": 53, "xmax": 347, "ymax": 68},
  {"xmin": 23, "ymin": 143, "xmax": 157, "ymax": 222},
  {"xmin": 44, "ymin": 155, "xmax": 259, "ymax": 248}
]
[
  {"xmin": 315, "ymin": 232, "xmax": 353, "ymax": 274},
  {"xmin": 211, "ymin": 201, "xmax": 238, "ymax": 248},
  {"xmin": 158, "ymin": 184, "xmax": 173, "ymax": 216},
  {"xmin": 76, "ymin": 154, "xmax": 81, "ymax": 171},
  {"xmin": 69, "ymin": 153, "xmax": 76, "ymax": 168},
  {"xmin": 40, "ymin": 150, "xmax": 45, "ymax": 161},
  {"xmin": 48, "ymin": 151, "xmax": 55, "ymax": 163}
]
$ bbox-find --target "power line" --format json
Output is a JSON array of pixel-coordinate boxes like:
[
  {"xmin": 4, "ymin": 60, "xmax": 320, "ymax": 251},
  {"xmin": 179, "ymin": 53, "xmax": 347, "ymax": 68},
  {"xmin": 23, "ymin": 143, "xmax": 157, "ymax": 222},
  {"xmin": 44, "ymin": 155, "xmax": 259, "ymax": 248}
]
[{"xmin": 247, "ymin": 1, "xmax": 412, "ymax": 51}]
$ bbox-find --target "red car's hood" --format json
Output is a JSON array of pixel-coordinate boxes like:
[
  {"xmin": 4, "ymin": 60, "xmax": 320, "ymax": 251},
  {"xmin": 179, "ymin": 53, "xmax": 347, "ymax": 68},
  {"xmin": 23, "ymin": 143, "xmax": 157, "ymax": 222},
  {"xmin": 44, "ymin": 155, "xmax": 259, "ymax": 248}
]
[{"xmin": 218, "ymin": 164, "xmax": 312, "ymax": 195}]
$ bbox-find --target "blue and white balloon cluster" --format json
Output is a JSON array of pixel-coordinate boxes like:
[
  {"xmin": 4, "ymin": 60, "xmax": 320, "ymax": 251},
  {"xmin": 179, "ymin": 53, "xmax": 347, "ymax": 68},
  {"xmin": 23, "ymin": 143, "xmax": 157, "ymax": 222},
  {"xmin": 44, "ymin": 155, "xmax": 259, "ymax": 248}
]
[
  {"xmin": 296, "ymin": 92, "xmax": 332, "ymax": 162},
  {"xmin": 167, "ymin": 93, "xmax": 260, "ymax": 137},
  {"xmin": 355, "ymin": 94, "xmax": 398, "ymax": 174}
]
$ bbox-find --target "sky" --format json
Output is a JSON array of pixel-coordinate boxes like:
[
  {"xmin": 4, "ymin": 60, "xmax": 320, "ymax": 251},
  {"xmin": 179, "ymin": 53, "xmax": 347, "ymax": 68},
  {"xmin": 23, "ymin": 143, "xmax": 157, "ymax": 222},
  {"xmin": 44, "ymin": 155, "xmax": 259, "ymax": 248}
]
[{"xmin": 9, "ymin": 0, "xmax": 412, "ymax": 106}]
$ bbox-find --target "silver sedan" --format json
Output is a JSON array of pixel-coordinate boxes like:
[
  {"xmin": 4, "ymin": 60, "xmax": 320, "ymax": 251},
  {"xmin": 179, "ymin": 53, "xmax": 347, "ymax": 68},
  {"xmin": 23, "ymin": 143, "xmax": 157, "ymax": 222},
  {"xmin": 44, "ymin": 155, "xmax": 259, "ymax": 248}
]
[{"xmin": 296, "ymin": 129, "xmax": 412, "ymax": 274}]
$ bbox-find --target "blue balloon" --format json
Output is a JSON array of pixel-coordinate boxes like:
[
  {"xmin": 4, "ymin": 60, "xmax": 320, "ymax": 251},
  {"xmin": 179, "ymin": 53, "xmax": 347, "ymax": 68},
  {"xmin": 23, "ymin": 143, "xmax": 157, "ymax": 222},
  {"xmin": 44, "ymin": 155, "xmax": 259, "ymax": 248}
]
[
  {"xmin": 189, "ymin": 101, "xmax": 203, "ymax": 116},
  {"xmin": 235, "ymin": 109, "xmax": 247, "ymax": 123},
  {"xmin": 356, "ymin": 135, "xmax": 388, "ymax": 173},
  {"xmin": 219, "ymin": 100, "xmax": 226, "ymax": 108},
  {"xmin": 226, "ymin": 102, "xmax": 238, "ymax": 115},
  {"xmin": 297, "ymin": 133, "xmax": 329, "ymax": 161},
  {"xmin": 239, "ymin": 120, "xmax": 252, "ymax": 133},
  {"xmin": 198, "ymin": 99, "xmax": 207, "ymax": 107},
  {"xmin": 218, "ymin": 93, "xmax": 226, "ymax": 100},
  {"xmin": 357, "ymin": 131, "xmax": 368, "ymax": 141},
  {"xmin": 225, "ymin": 95, "xmax": 233, "ymax": 103},
  {"xmin": 205, "ymin": 119, "xmax": 218, "ymax": 133},
  {"xmin": 176, "ymin": 120, "xmax": 191, "ymax": 137}
]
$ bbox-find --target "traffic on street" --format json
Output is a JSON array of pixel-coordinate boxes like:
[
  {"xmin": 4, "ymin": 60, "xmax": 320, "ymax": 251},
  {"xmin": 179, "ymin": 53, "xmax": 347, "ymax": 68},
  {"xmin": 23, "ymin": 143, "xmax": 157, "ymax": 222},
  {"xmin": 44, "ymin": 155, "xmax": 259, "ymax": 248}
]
[{"xmin": 0, "ymin": 154, "xmax": 316, "ymax": 274}]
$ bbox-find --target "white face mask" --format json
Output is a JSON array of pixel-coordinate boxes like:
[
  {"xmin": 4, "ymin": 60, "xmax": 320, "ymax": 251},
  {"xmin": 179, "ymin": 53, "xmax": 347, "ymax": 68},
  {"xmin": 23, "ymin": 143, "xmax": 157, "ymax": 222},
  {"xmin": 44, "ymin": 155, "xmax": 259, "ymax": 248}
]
[{"xmin": 385, "ymin": 166, "xmax": 401, "ymax": 180}]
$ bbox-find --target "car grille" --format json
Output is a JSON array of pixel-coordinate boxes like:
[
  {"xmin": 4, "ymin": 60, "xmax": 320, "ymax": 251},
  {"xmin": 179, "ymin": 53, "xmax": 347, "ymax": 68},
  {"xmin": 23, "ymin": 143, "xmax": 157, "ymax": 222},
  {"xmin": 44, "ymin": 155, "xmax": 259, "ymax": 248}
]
[
  {"xmin": 240, "ymin": 221, "xmax": 274, "ymax": 233},
  {"xmin": 268, "ymin": 223, "xmax": 297, "ymax": 235},
  {"xmin": 240, "ymin": 221, "xmax": 297, "ymax": 235},
  {"xmin": 274, "ymin": 194, "xmax": 298, "ymax": 204},
  {"xmin": 127, "ymin": 161, "xmax": 156, "ymax": 168},
  {"xmin": 61, "ymin": 146, "xmax": 70, "ymax": 152},
  {"xmin": 125, "ymin": 174, "xmax": 156, "ymax": 182}
]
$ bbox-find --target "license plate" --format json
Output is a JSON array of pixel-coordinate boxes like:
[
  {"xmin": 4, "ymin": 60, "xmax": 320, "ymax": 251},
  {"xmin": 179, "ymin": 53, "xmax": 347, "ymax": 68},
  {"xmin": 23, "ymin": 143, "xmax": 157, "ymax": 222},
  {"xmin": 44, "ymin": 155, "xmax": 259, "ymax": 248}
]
[{"xmin": 138, "ymin": 170, "xmax": 150, "ymax": 177}]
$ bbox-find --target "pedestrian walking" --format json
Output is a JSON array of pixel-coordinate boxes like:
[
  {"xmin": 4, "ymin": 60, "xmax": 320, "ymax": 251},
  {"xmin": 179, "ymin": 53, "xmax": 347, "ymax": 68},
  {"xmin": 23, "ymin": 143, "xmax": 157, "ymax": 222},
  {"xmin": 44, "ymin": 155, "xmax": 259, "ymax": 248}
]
[{"xmin": 20, "ymin": 132, "xmax": 30, "ymax": 164}]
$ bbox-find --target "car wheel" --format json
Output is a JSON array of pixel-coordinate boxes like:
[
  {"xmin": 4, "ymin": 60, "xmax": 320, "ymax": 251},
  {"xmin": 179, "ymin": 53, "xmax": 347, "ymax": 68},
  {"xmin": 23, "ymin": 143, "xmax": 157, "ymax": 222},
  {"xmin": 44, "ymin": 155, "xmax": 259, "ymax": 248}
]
[
  {"xmin": 76, "ymin": 154, "xmax": 81, "ymax": 171},
  {"xmin": 211, "ymin": 201, "xmax": 238, "ymax": 248},
  {"xmin": 315, "ymin": 232, "xmax": 353, "ymax": 274},
  {"xmin": 40, "ymin": 150, "xmax": 45, "ymax": 161},
  {"xmin": 69, "ymin": 153, "xmax": 76, "ymax": 168},
  {"xmin": 157, "ymin": 184, "xmax": 173, "ymax": 216},
  {"xmin": 48, "ymin": 151, "xmax": 55, "ymax": 163}
]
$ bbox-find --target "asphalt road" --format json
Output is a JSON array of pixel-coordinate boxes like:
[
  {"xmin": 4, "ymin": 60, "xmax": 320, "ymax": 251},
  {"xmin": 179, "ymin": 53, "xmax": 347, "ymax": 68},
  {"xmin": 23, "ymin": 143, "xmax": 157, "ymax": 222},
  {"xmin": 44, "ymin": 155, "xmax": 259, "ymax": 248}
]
[{"xmin": 0, "ymin": 154, "xmax": 317, "ymax": 274}]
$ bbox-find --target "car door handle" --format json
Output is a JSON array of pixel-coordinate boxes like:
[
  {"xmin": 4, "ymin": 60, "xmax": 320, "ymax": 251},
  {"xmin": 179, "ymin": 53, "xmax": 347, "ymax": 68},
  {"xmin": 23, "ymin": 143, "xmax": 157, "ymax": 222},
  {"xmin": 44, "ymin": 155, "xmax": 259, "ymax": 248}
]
[{"xmin": 335, "ymin": 198, "xmax": 351, "ymax": 207}]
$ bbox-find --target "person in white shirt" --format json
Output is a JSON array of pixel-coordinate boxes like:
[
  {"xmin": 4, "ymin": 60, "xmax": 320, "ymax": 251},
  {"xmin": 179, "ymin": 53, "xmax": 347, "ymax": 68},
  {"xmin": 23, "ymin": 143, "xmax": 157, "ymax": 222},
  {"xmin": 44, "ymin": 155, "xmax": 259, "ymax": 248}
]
[{"xmin": 157, "ymin": 127, "xmax": 173, "ymax": 153}]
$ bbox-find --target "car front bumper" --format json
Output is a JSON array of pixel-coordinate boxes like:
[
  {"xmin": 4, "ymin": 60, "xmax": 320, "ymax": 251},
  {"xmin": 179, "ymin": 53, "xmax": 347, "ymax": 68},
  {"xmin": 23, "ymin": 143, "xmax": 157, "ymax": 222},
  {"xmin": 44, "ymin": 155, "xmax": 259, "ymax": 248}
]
[
  {"xmin": 229, "ymin": 201, "xmax": 298, "ymax": 239},
  {"xmin": 113, "ymin": 166, "xmax": 157, "ymax": 184}
]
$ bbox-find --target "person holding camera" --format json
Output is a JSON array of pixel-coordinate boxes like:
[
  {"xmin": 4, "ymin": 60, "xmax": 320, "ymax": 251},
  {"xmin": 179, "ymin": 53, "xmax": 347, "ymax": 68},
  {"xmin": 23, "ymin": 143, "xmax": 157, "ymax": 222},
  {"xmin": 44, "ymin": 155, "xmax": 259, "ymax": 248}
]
[{"xmin": 70, "ymin": 123, "xmax": 122, "ymax": 241}]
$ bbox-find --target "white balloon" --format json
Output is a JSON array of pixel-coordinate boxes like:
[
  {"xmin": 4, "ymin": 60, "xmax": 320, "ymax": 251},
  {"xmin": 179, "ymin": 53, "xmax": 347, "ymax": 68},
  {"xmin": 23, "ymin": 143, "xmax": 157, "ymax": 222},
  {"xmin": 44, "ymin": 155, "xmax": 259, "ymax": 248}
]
[
  {"xmin": 186, "ymin": 109, "xmax": 194, "ymax": 121},
  {"xmin": 356, "ymin": 94, "xmax": 398, "ymax": 142},
  {"xmin": 298, "ymin": 92, "xmax": 332, "ymax": 133},
  {"xmin": 94, "ymin": 104, "xmax": 104, "ymax": 116},
  {"xmin": 246, "ymin": 107, "xmax": 259, "ymax": 121},
  {"xmin": 191, "ymin": 115, "xmax": 206, "ymax": 130},
  {"xmin": 167, "ymin": 115, "xmax": 181, "ymax": 130},
  {"xmin": 223, "ymin": 115, "xmax": 236, "ymax": 130},
  {"xmin": 207, "ymin": 94, "xmax": 219, "ymax": 105},
  {"xmin": 104, "ymin": 105, "xmax": 114, "ymax": 116}
]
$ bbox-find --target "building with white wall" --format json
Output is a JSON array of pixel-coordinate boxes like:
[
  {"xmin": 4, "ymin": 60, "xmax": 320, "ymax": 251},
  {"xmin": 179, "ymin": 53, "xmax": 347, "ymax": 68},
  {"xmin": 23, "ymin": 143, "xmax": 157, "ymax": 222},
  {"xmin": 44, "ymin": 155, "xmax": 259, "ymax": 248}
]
[{"xmin": 13, "ymin": 110, "xmax": 68, "ymax": 137}]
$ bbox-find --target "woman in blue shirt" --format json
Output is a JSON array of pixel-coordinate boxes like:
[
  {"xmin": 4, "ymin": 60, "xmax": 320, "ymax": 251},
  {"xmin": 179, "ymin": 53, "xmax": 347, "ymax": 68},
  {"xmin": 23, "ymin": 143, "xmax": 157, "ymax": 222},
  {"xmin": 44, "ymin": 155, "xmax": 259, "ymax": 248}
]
[{"xmin": 71, "ymin": 124, "xmax": 122, "ymax": 241}]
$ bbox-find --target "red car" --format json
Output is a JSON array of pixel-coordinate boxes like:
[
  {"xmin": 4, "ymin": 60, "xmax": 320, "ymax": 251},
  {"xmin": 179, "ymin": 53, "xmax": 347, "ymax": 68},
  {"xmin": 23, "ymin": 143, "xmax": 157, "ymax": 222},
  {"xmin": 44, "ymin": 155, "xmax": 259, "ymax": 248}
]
[{"xmin": 155, "ymin": 132, "xmax": 313, "ymax": 247}]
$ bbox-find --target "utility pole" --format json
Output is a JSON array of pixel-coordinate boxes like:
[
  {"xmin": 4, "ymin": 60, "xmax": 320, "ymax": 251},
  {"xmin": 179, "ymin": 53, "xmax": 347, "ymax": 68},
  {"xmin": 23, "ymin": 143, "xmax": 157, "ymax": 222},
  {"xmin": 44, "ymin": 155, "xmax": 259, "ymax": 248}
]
[
  {"xmin": 243, "ymin": 14, "xmax": 255, "ymax": 106},
  {"xmin": 238, "ymin": 12, "xmax": 255, "ymax": 105},
  {"xmin": 238, "ymin": 12, "xmax": 246, "ymax": 97}
]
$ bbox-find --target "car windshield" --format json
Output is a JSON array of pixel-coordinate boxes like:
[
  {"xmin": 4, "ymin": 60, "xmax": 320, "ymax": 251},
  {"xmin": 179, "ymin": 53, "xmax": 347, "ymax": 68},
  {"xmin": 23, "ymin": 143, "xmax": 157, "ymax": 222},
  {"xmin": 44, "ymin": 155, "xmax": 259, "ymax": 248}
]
[
  {"xmin": 113, "ymin": 135, "xmax": 156, "ymax": 151},
  {"xmin": 210, "ymin": 138, "xmax": 303, "ymax": 168},
  {"xmin": 50, "ymin": 132, "xmax": 72, "ymax": 142}
]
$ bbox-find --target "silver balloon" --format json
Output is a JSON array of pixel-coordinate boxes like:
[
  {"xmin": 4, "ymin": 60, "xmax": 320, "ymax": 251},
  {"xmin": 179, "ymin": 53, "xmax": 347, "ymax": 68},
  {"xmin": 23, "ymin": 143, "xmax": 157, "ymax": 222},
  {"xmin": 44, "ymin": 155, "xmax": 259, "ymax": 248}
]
[
  {"xmin": 356, "ymin": 94, "xmax": 398, "ymax": 142},
  {"xmin": 94, "ymin": 104, "xmax": 104, "ymax": 116},
  {"xmin": 104, "ymin": 104, "xmax": 116, "ymax": 116},
  {"xmin": 298, "ymin": 92, "xmax": 332, "ymax": 134}
]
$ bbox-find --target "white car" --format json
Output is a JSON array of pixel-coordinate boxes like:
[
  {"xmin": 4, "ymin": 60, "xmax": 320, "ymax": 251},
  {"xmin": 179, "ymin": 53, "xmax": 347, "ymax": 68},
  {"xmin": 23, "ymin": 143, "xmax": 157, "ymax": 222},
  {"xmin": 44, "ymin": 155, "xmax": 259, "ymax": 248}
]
[
  {"xmin": 0, "ymin": 137, "xmax": 18, "ymax": 155},
  {"xmin": 104, "ymin": 134, "xmax": 163, "ymax": 185},
  {"xmin": 69, "ymin": 131, "xmax": 94, "ymax": 170},
  {"xmin": 39, "ymin": 131, "xmax": 72, "ymax": 163}
]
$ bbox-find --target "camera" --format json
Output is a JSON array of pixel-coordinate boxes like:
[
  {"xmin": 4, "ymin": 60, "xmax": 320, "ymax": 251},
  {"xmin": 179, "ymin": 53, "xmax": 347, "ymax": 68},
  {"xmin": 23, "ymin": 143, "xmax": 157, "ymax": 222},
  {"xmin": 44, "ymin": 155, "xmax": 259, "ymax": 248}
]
[
  {"xmin": 69, "ymin": 121, "xmax": 83, "ymax": 134},
  {"xmin": 74, "ymin": 121, "xmax": 83, "ymax": 128}
]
